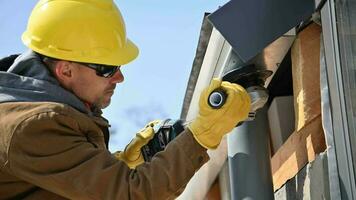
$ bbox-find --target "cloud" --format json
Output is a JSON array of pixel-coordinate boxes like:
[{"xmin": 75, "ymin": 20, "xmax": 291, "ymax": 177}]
[
  {"xmin": 108, "ymin": 124, "xmax": 120, "ymax": 135},
  {"xmin": 108, "ymin": 102, "xmax": 170, "ymax": 151},
  {"xmin": 123, "ymin": 101, "xmax": 169, "ymax": 128}
]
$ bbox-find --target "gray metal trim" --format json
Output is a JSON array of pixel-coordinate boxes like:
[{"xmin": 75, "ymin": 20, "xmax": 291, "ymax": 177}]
[
  {"xmin": 320, "ymin": 33, "xmax": 342, "ymax": 200},
  {"xmin": 228, "ymin": 107, "xmax": 274, "ymax": 200},
  {"xmin": 180, "ymin": 13, "xmax": 213, "ymax": 120},
  {"xmin": 321, "ymin": 0, "xmax": 356, "ymax": 199}
]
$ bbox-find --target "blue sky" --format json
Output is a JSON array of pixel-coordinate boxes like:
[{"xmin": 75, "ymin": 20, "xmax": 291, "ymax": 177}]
[{"xmin": 0, "ymin": 0, "xmax": 229, "ymax": 150}]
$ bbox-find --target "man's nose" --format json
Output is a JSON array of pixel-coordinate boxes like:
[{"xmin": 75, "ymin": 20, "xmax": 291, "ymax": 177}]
[{"xmin": 109, "ymin": 68, "xmax": 124, "ymax": 84}]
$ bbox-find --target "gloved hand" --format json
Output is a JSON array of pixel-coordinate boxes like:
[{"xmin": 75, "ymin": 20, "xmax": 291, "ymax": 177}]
[
  {"xmin": 115, "ymin": 120, "xmax": 160, "ymax": 169},
  {"xmin": 188, "ymin": 78, "xmax": 251, "ymax": 149}
]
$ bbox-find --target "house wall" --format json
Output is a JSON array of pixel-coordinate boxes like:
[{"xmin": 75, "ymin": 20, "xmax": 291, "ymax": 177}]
[{"xmin": 274, "ymin": 152, "xmax": 330, "ymax": 200}]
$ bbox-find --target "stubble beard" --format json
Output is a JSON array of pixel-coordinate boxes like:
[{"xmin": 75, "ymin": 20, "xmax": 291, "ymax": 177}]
[{"xmin": 94, "ymin": 93, "xmax": 112, "ymax": 109}]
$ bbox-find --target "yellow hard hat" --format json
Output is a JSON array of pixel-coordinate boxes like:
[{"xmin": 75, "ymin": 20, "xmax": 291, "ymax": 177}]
[{"xmin": 22, "ymin": 0, "xmax": 138, "ymax": 66}]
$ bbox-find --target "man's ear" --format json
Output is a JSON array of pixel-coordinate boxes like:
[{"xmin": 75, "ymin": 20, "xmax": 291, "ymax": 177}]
[
  {"xmin": 52, "ymin": 60, "xmax": 77, "ymax": 90},
  {"xmin": 53, "ymin": 61, "xmax": 73, "ymax": 82}
]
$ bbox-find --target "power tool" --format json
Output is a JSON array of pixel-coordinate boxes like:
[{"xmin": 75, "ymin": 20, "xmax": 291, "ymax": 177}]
[
  {"xmin": 209, "ymin": 64, "xmax": 272, "ymax": 121},
  {"xmin": 141, "ymin": 64, "xmax": 272, "ymax": 161},
  {"xmin": 141, "ymin": 119, "xmax": 185, "ymax": 161}
]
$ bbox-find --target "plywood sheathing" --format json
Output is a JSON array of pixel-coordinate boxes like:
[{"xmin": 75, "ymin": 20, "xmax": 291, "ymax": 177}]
[{"xmin": 271, "ymin": 23, "xmax": 327, "ymax": 191}]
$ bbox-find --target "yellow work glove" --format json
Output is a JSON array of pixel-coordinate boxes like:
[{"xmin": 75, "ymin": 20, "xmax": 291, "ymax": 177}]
[
  {"xmin": 188, "ymin": 78, "xmax": 251, "ymax": 149},
  {"xmin": 115, "ymin": 120, "xmax": 160, "ymax": 169}
]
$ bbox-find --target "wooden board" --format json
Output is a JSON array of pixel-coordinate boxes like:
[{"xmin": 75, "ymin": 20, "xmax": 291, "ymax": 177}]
[
  {"xmin": 292, "ymin": 23, "xmax": 322, "ymax": 131},
  {"xmin": 271, "ymin": 115, "xmax": 326, "ymax": 191}
]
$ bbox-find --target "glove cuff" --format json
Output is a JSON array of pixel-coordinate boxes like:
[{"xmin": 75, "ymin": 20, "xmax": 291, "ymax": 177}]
[
  {"xmin": 115, "ymin": 151, "xmax": 144, "ymax": 169},
  {"xmin": 188, "ymin": 125, "xmax": 221, "ymax": 149}
]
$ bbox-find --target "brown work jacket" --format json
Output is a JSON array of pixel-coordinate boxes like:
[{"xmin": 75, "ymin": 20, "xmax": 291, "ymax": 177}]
[{"xmin": 0, "ymin": 102, "xmax": 209, "ymax": 200}]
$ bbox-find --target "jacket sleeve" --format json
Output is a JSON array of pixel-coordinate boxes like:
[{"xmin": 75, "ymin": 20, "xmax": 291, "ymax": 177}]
[{"xmin": 7, "ymin": 111, "xmax": 209, "ymax": 200}]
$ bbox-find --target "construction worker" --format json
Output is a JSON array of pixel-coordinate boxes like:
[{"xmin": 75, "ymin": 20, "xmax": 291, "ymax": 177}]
[{"xmin": 0, "ymin": 0, "xmax": 251, "ymax": 199}]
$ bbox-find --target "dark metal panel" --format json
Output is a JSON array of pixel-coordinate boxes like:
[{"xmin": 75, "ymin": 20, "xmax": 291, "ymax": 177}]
[{"xmin": 208, "ymin": 0, "xmax": 315, "ymax": 62}]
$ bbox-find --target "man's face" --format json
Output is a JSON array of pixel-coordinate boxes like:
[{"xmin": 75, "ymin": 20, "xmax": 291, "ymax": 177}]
[{"xmin": 69, "ymin": 62, "xmax": 124, "ymax": 109}]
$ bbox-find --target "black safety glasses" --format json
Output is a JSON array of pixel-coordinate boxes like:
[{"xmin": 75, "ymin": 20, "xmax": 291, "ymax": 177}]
[
  {"xmin": 41, "ymin": 56, "xmax": 120, "ymax": 78},
  {"xmin": 77, "ymin": 62, "xmax": 121, "ymax": 78}
]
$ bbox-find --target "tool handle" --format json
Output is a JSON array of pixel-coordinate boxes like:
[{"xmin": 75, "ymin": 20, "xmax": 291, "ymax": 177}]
[{"xmin": 208, "ymin": 89, "xmax": 227, "ymax": 109}]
